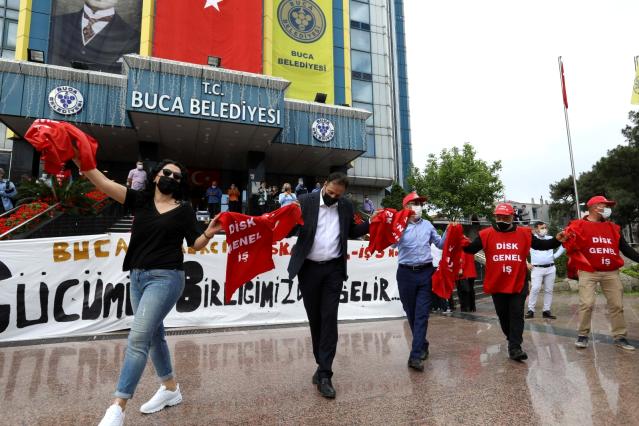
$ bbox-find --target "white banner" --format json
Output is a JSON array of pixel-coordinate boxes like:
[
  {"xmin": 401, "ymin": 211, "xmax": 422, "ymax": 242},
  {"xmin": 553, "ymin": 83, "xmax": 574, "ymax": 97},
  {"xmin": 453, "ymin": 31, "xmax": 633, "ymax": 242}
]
[{"xmin": 0, "ymin": 234, "xmax": 404, "ymax": 342}]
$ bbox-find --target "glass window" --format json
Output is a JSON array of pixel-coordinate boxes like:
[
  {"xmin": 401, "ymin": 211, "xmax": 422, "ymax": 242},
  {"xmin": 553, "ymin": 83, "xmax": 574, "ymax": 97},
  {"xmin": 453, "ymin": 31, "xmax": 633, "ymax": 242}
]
[
  {"xmin": 1, "ymin": 49, "xmax": 14, "ymax": 58},
  {"xmin": 350, "ymin": 1, "xmax": 369, "ymax": 24},
  {"xmin": 352, "ymin": 80, "xmax": 373, "ymax": 104},
  {"xmin": 0, "ymin": 1, "xmax": 6, "ymax": 8},
  {"xmin": 353, "ymin": 101, "xmax": 374, "ymax": 126},
  {"xmin": 7, "ymin": 0, "xmax": 19, "ymax": 10},
  {"xmin": 4, "ymin": 20, "xmax": 17, "ymax": 49},
  {"xmin": 362, "ymin": 128, "xmax": 375, "ymax": 157},
  {"xmin": 6, "ymin": 9, "xmax": 18, "ymax": 20},
  {"xmin": 351, "ymin": 50, "xmax": 371, "ymax": 74},
  {"xmin": 350, "ymin": 29, "xmax": 370, "ymax": 52}
]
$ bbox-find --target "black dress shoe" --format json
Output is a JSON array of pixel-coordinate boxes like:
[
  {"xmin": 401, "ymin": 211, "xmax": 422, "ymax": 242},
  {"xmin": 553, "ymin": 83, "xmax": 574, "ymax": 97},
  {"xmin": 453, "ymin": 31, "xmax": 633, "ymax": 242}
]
[
  {"xmin": 407, "ymin": 358, "xmax": 424, "ymax": 371},
  {"xmin": 509, "ymin": 347, "xmax": 528, "ymax": 362},
  {"xmin": 542, "ymin": 311, "xmax": 557, "ymax": 319},
  {"xmin": 524, "ymin": 310, "xmax": 534, "ymax": 319},
  {"xmin": 420, "ymin": 348, "xmax": 429, "ymax": 360},
  {"xmin": 312, "ymin": 371, "xmax": 319, "ymax": 385},
  {"xmin": 317, "ymin": 378, "xmax": 336, "ymax": 399}
]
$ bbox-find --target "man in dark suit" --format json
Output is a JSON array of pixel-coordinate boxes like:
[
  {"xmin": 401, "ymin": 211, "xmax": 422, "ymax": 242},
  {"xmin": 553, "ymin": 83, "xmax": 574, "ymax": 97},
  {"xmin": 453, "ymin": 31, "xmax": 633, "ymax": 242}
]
[
  {"xmin": 48, "ymin": 0, "xmax": 140, "ymax": 74},
  {"xmin": 288, "ymin": 172, "xmax": 374, "ymax": 399}
]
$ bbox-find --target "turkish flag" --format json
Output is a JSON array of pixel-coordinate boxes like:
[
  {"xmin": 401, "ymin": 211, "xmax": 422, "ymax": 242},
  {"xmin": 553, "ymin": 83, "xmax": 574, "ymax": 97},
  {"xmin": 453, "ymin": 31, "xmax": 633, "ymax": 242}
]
[{"xmin": 153, "ymin": 0, "xmax": 263, "ymax": 73}]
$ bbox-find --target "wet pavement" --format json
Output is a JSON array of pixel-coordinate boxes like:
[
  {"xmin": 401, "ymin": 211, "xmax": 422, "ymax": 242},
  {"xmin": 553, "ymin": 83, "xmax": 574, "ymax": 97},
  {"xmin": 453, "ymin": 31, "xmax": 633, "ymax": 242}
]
[{"xmin": 1, "ymin": 293, "xmax": 638, "ymax": 425}]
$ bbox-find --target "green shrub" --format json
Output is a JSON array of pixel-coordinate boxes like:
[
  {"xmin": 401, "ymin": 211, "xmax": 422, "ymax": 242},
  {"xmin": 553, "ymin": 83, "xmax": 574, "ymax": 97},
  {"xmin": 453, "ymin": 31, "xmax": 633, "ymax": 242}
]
[{"xmin": 622, "ymin": 263, "xmax": 639, "ymax": 279}]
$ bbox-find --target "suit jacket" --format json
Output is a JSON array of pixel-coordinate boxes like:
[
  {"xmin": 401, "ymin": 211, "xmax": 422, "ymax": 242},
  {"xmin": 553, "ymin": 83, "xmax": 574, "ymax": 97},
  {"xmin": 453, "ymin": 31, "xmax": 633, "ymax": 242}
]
[
  {"xmin": 49, "ymin": 10, "xmax": 140, "ymax": 73},
  {"xmin": 288, "ymin": 191, "xmax": 370, "ymax": 280}
]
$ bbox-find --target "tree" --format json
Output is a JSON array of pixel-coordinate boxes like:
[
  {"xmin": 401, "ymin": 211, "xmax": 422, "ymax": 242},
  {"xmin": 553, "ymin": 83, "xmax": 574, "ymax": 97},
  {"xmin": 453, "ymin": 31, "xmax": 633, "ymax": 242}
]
[
  {"xmin": 550, "ymin": 112, "xmax": 639, "ymax": 227},
  {"xmin": 408, "ymin": 143, "xmax": 504, "ymax": 219},
  {"xmin": 381, "ymin": 183, "xmax": 407, "ymax": 211},
  {"xmin": 621, "ymin": 111, "xmax": 639, "ymax": 147}
]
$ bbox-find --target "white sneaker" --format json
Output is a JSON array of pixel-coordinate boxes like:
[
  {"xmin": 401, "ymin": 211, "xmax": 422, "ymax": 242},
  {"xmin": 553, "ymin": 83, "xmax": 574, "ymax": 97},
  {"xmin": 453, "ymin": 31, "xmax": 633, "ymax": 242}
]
[
  {"xmin": 98, "ymin": 404, "xmax": 125, "ymax": 426},
  {"xmin": 140, "ymin": 384, "xmax": 183, "ymax": 414}
]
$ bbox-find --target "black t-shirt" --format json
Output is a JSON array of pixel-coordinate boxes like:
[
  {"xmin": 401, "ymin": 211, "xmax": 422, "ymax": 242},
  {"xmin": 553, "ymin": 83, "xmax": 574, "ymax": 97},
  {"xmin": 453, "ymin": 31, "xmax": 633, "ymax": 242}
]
[{"xmin": 122, "ymin": 189, "xmax": 202, "ymax": 271}]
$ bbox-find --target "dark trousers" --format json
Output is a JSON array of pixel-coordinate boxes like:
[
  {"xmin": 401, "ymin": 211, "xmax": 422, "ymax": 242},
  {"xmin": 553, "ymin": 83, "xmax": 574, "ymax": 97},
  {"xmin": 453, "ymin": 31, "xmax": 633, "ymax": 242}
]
[
  {"xmin": 396, "ymin": 265, "xmax": 434, "ymax": 360},
  {"xmin": 207, "ymin": 202, "xmax": 221, "ymax": 217},
  {"xmin": 491, "ymin": 282, "xmax": 529, "ymax": 350},
  {"xmin": 228, "ymin": 200, "xmax": 241, "ymax": 213},
  {"xmin": 456, "ymin": 278, "xmax": 477, "ymax": 312},
  {"xmin": 298, "ymin": 259, "xmax": 344, "ymax": 379}
]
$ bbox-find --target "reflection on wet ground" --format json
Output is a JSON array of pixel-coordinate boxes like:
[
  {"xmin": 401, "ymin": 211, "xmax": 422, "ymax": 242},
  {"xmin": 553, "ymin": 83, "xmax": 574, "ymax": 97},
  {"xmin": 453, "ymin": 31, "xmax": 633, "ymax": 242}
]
[{"xmin": 1, "ymin": 294, "xmax": 638, "ymax": 425}]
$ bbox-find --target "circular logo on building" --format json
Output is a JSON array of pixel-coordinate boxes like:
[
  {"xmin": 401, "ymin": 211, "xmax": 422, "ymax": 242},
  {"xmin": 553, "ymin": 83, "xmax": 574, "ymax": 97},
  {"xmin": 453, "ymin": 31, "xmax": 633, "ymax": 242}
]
[
  {"xmin": 312, "ymin": 118, "xmax": 335, "ymax": 143},
  {"xmin": 48, "ymin": 86, "xmax": 84, "ymax": 115},
  {"xmin": 278, "ymin": 0, "xmax": 327, "ymax": 43}
]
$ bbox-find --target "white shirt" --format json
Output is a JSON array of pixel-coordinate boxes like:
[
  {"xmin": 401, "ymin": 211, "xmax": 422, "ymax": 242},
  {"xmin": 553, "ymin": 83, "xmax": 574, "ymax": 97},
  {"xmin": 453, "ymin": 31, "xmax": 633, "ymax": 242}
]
[
  {"xmin": 530, "ymin": 234, "xmax": 565, "ymax": 266},
  {"xmin": 82, "ymin": 4, "xmax": 115, "ymax": 45},
  {"xmin": 307, "ymin": 192, "xmax": 341, "ymax": 262}
]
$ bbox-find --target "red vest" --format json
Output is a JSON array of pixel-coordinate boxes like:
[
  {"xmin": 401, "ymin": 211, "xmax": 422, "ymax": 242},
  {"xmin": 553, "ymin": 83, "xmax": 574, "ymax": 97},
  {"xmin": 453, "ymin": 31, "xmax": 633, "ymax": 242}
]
[
  {"xmin": 565, "ymin": 219, "xmax": 623, "ymax": 272},
  {"xmin": 460, "ymin": 252, "xmax": 477, "ymax": 279},
  {"xmin": 479, "ymin": 227, "xmax": 532, "ymax": 294}
]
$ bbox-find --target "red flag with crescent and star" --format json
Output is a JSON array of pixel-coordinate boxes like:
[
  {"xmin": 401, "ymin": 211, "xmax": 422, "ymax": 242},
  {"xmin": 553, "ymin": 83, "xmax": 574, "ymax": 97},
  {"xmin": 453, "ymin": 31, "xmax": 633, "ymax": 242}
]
[{"xmin": 153, "ymin": 0, "xmax": 263, "ymax": 73}]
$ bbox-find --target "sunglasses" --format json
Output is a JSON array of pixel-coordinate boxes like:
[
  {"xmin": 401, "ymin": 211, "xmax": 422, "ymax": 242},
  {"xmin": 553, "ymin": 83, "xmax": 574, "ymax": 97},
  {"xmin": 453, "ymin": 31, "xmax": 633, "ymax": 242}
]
[{"xmin": 161, "ymin": 168, "xmax": 183, "ymax": 181}]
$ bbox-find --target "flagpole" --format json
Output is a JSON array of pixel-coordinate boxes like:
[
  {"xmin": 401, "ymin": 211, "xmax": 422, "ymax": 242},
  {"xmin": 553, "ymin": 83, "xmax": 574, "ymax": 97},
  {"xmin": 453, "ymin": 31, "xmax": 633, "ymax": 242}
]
[{"xmin": 558, "ymin": 56, "xmax": 580, "ymax": 219}]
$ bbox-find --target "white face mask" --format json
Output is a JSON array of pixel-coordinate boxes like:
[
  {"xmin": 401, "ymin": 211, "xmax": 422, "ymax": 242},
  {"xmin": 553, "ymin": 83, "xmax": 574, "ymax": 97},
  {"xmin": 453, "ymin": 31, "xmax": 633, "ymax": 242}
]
[
  {"xmin": 537, "ymin": 229, "xmax": 548, "ymax": 237},
  {"xmin": 410, "ymin": 205, "xmax": 423, "ymax": 218},
  {"xmin": 600, "ymin": 207, "xmax": 612, "ymax": 219},
  {"xmin": 136, "ymin": 164, "xmax": 143, "ymax": 170}
]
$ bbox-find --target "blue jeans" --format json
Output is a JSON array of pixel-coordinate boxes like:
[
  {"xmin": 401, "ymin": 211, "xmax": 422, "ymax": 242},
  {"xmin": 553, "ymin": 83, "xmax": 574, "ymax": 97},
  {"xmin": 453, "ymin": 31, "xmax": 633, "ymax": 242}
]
[
  {"xmin": 114, "ymin": 269, "xmax": 184, "ymax": 399},
  {"xmin": 396, "ymin": 266, "xmax": 434, "ymax": 360}
]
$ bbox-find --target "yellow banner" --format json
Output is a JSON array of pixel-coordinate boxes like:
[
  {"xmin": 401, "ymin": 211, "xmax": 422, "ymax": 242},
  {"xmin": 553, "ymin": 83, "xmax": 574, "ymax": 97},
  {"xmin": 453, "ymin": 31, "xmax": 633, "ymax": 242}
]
[
  {"xmin": 632, "ymin": 65, "xmax": 639, "ymax": 105},
  {"xmin": 265, "ymin": 0, "xmax": 335, "ymax": 104}
]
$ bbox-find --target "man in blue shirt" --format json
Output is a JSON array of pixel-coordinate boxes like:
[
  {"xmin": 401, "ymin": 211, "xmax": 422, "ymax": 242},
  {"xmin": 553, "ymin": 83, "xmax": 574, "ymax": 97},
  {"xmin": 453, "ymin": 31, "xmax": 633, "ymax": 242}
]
[
  {"xmin": 395, "ymin": 192, "xmax": 447, "ymax": 371},
  {"xmin": 204, "ymin": 181, "xmax": 223, "ymax": 217}
]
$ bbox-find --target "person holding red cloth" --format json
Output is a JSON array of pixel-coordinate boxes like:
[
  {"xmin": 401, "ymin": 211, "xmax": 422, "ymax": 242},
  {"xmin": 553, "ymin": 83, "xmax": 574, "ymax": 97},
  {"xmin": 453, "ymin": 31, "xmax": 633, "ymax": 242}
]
[
  {"xmin": 565, "ymin": 196, "xmax": 639, "ymax": 351},
  {"xmin": 463, "ymin": 203, "xmax": 566, "ymax": 361},
  {"xmin": 395, "ymin": 192, "xmax": 450, "ymax": 371},
  {"xmin": 456, "ymin": 250, "xmax": 477, "ymax": 312}
]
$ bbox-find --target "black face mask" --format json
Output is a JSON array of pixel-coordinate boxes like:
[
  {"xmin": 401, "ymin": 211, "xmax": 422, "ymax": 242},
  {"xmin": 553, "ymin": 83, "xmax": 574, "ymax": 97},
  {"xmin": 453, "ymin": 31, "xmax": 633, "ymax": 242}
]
[
  {"xmin": 157, "ymin": 176, "xmax": 180, "ymax": 195},
  {"xmin": 495, "ymin": 221, "xmax": 512, "ymax": 232},
  {"xmin": 323, "ymin": 192, "xmax": 339, "ymax": 207}
]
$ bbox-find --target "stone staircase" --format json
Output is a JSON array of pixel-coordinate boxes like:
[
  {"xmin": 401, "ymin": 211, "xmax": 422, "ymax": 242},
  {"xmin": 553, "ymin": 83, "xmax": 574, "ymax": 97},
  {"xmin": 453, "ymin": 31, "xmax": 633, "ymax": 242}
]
[{"xmin": 107, "ymin": 215, "xmax": 134, "ymax": 233}]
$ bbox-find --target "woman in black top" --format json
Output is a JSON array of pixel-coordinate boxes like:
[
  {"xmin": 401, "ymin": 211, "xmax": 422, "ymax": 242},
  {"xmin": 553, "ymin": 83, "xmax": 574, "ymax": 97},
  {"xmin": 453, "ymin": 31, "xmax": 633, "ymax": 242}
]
[{"xmin": 76, "ymin": 158, "xmax": 221, "ymax": 426}]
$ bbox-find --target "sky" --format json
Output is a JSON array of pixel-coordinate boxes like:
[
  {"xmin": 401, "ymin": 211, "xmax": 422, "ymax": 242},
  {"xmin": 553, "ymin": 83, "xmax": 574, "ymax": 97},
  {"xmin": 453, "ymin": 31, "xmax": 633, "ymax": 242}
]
[{"xmin": 403, "ymin": 0, "xmax": 639, "ymax": 204}]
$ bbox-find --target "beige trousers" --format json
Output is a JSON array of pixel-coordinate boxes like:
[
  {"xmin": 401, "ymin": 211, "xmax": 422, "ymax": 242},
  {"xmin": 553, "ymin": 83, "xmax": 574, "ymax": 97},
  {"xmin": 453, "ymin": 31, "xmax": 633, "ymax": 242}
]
[{"xmin": 577, "ymin": 270, "xmax": 627, "ymax": 338}]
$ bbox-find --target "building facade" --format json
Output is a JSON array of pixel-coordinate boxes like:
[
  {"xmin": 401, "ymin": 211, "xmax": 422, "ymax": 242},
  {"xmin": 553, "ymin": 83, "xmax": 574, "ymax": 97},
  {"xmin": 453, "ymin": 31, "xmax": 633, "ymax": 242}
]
[{"xmin": 0, "ymin": 0, "xmax": 411, "ymax": 210}]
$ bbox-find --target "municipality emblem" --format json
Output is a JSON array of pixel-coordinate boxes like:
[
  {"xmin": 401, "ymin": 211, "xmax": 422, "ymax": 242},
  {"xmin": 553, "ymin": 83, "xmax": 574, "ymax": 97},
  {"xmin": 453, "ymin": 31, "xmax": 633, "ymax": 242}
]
[
  {"xmin": 48, "ymin": 86, "xmax": 84, "ymax": 115},
  {"xmin": 278, "ymin": 0, "xmax": 327, "ymax": 43},
  {"xmin": 312, "ymin": 118, "xmax": 335, "ymax": 143}
]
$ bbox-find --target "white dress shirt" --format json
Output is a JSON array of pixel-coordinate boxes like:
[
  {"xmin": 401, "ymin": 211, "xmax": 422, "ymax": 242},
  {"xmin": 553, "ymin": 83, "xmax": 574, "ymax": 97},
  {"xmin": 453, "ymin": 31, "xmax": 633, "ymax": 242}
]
[
  {"xmin": 307, "ymin": 192, "xmax": 341, "ymax": 262},
  {"xmin": 82, "ymin": 4, "xmax": 115, "ymax": 45},
  {"xmin": 530, "ymin": 234, "xmax": 565, "ymax": 265}
]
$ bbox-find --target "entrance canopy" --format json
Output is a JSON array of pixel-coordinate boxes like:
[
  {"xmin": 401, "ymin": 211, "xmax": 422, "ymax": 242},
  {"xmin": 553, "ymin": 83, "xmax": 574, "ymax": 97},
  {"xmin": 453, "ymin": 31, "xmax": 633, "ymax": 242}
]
[{"xmin": 0, "ymin": 56, "xmax": 370, "ymax": 175}]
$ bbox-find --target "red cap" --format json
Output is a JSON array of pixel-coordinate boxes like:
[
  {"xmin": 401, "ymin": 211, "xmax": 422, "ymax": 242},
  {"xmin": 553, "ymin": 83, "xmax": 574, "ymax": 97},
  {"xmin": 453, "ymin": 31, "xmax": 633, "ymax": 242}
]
[
  {"xmin": 402, "ymin": 191, "xmax": 428, "ymax": 207},
  {"xmin": 587, "ymin": 195, "xmax": 616, "ymax": 207},
  {"xmin": 494, "ymin": 203, "xmax": 514, "ymax": 215}
]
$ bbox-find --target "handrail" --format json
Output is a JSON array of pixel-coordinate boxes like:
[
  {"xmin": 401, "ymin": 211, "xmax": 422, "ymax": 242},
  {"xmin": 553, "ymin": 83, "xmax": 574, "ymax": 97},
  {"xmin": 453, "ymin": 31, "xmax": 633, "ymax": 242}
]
[
  {"xmin": 0, "ymin": 205, "xmax": 19, "ymax": 219},
  {"xmin": 0, "ymin": 203, "xmax": 60, "ymax": 240}
]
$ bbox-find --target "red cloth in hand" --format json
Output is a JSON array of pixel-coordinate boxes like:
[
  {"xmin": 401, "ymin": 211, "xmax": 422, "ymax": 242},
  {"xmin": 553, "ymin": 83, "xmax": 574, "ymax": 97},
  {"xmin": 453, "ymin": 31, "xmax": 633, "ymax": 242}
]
[
  {"xmin": 460, "ymin": 249, "xmax": 477, "ymax": 279},
  {"xmin": 262, "ymin": 203, "xmax": 303, "ymax": 242},
  {"xmin": 562, "ymin": 224, "xmax": 591, "ymax": 279},
  {"xmin": 24, "ymin": 119, "xmax": 98, "ymax": 173},
  {"xmin": 219, "ymin": 204, "xmax": 303, "ymax": 303},
  {"xmin": 367, "ymin": 208, "xmax": 412, "ymax": 254},
  {"xmin": 432, "ymin": 224, "xmax": 465, "ymax": 299}
]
